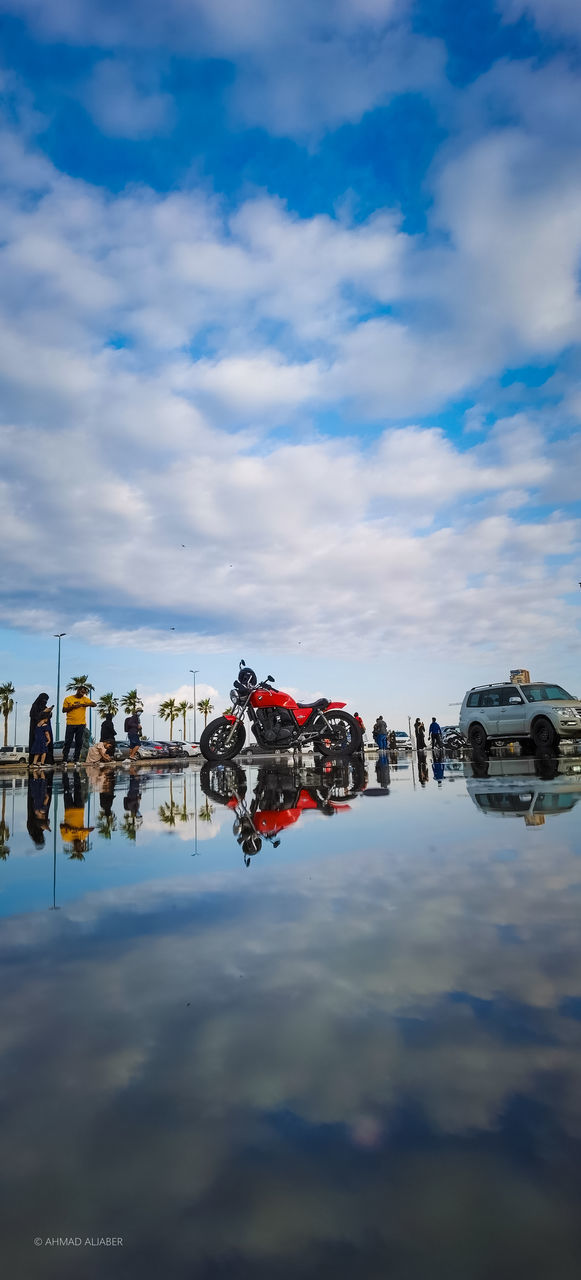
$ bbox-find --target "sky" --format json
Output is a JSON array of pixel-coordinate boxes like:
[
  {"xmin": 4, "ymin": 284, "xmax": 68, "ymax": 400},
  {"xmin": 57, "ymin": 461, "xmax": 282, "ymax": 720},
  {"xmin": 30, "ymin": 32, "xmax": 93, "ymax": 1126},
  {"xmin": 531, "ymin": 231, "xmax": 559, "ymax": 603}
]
[{"xmin": 1, "ymin": 0, "xmax": 581, "ymax": 734}]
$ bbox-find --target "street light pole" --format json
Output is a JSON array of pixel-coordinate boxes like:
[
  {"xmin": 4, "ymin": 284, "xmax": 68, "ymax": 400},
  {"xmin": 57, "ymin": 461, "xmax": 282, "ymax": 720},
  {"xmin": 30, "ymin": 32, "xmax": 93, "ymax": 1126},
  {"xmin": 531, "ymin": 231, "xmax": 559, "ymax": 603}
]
[
  {"xmin": 54, "ymin": 633, "xmax": 66, "ymax": 740},
  {"xmin": 189, "ymin": 669, "xmax": 199, "ymax": 743},
  {"xmin": 13, "ymin": 701, "xmax": 17, "ymax": 747}
]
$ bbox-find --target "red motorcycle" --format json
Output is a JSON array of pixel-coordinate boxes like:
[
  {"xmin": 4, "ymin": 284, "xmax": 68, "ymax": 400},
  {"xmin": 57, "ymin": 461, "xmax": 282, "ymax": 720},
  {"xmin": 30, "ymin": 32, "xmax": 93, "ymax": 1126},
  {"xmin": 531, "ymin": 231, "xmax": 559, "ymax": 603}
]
[{"xmin": 199, "ymin": 661, "xmax": 363, "ymax": 763}]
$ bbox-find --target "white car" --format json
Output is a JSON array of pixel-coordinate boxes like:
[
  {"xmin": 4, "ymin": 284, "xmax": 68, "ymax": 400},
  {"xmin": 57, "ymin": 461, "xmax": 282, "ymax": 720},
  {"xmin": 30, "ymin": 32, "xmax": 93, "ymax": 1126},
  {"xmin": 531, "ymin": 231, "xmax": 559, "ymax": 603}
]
[
  {"xmin": 394, "ymin": 731, "xmax": 412, "ymax": 751},
  {"xmin": 0, "ymin": 744, "xmax": 28, "ymax": 764},
  {"xmin": 179, "ymin": 742, "xmax": 201, "ymax": 757},
  {"xmin": 459, "ymin": 681, "xmax": 581, "ymax": 751}
]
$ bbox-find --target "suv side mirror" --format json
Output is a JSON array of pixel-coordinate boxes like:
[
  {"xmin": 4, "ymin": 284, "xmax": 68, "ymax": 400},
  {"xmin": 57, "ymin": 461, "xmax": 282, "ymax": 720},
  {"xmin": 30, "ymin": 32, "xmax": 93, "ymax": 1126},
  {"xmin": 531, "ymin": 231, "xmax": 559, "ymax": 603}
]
[{"xmin": 509, "ymin": 697, "xmax": 522, "ymax": 704}]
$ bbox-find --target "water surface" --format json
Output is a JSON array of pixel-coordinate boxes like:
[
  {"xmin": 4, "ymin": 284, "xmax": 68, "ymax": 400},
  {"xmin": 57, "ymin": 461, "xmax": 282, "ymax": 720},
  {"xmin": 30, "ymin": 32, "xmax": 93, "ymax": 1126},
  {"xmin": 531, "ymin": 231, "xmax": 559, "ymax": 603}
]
[{"xmin": 1, "ymin": 752, "xmax": 581, "ymax": 1278}]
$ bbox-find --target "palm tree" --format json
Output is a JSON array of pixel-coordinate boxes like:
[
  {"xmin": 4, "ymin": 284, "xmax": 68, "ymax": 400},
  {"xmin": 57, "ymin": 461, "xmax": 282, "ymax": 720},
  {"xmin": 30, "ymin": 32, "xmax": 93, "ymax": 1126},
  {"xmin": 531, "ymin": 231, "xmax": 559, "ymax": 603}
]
[
  {"xmin": 176, "ymin": 699, "xmax": 193, "ymax": 740},
  {"xmin": 0, "ymin": 682, "xmax": 15, "ymax": 747},
  {"xmin": 197, "ymin": 697, "xmax": 214, "ymax": 729},
  {"xmin": 97, "ymin": 693, "xmax": 119, "ymax": 720},
  {"xmin": 158, "ymin": 697, "xmax": 179, "ymax": 739},
  {"xmin": 178, "ymin": 779, "xmax": 191, "ymax": 824},
  {"xmin": 158, "ymin": 801, "xmax": 179, "ymax": 828},
  {"xmin": 120, "ymin": 689, "xmax": 144, "ymax": 715},
  {"xmin": 96, "ymin": 811, "xmax": 117, "ymax": 839},
  {"xmin": 198, "ymin": 799, "xmax": 214, "ymax": 824},
  {"xmin": 66, "ymin": 675, "xmax": 94, "ymax": 692},
  {"xmin": 223, "ymin": 706, "xmax": 233, "ymax": 716}
]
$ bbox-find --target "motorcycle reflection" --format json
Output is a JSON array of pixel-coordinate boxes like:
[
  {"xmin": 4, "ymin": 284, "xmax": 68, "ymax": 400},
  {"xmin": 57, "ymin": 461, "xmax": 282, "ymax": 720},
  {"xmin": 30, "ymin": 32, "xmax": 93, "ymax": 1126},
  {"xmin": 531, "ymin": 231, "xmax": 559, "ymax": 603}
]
[{"xmin": 200, "ymin": 758, "xmax": 367, "ymax": 865}]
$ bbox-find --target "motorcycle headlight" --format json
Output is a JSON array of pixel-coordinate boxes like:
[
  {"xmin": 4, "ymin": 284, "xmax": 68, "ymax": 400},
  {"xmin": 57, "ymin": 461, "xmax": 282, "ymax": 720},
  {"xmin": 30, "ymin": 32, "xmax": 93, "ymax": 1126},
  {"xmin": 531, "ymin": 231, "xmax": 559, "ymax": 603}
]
[{"xmin": 230, "ymin": 689, "xmax": 238, "ymax": 702}]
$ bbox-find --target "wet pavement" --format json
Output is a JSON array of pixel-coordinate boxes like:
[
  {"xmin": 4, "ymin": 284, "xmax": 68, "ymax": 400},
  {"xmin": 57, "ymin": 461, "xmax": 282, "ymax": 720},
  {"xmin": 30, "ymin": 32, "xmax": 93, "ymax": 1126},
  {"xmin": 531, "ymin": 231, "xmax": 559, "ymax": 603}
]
[{"xmin": 1, "ymin": 750, "xmax": 581, "ymax": 1278}]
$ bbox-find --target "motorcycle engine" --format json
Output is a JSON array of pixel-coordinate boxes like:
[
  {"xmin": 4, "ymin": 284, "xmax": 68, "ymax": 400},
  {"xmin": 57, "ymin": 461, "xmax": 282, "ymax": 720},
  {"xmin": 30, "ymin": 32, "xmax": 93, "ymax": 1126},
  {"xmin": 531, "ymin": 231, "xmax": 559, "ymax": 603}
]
[{"xmin": 257, "ymin": 707, "xmax": 295, "ymax": 744}]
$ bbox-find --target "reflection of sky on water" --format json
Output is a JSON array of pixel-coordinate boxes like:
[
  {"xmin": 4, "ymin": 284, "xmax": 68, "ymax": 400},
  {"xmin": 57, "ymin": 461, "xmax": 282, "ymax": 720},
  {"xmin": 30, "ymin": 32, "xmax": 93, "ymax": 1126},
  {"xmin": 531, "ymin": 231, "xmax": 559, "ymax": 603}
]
[{"xmin": 1, "ymin": 761, "xmax": 581, "ymax": 1277}]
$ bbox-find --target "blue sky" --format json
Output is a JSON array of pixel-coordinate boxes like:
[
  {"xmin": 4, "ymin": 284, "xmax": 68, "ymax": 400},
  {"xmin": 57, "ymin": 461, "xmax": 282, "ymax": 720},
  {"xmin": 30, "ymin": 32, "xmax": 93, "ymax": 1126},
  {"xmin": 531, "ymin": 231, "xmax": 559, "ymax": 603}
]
[{"xmin": 1, "ymin": 0, "xmax": 581, "ymax": 731}]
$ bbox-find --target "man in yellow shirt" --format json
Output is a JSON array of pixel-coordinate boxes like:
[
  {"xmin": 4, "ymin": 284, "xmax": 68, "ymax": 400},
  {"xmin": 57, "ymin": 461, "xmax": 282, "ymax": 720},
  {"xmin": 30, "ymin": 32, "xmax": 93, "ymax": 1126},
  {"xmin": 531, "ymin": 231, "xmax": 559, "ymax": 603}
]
[{"xmin": 61, "ymin": 684, "xmax": 97, "ymax": 765}]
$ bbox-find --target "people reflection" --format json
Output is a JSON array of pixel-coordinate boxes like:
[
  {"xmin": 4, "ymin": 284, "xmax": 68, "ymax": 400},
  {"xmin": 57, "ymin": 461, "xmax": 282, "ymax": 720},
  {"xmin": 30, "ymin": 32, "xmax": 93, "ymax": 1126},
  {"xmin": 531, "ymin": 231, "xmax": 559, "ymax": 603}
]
[
  {"xmin": 376, "ymin": 752, "xmax": 390, "ymax": 790},
  {"xmin": 122, "ymin": 770, "xmax": 143, "ymax": 841},
  {"xmin": 95, "ymin": 769, "xmax": 117, "ymax": 839},
  {"xmin": 60, "ymin": 769, "xmax": 93, "ymax": 858},
  {"xmin": 432, "ymin": 757, "xmax": 445, "ymax": 785},
  {"xmin": 417, "ymin": 753, "xmax": 429, "ymax": 786},
  {"xmin": 26, "ymin": 770, "xmax": 53, "ymax": 848}
]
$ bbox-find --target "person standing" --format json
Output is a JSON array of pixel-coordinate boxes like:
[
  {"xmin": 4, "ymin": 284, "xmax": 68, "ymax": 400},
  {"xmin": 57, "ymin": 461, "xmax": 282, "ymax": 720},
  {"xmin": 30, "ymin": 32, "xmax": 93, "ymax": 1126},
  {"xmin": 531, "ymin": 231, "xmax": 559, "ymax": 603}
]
[
  {"xmin": 414, "ymin": 718, "xmax": 426, "ymax": 752},
  {"xmin": 31, "ymin": 715, "xmax": 52, "ymax": 766},
  {"xmin": 428, "ymin": 717, "xmax": 443, "ymax": 749},
  {"xmin": 124, "ymin": 709, "xmax": 143, "ymax": 760},
  {"xmin": 61, "ymin": 685, "xmax": 96, "ymax": 765},
  {"xmin": 354, "ymin": 712, "xmax": 366, "ymax": 742},
  {"xmin": 28, "ymin": 693, "xmax": 54, "ymax": 766},
  {"xmin": 372, "ymin": 716, "xmax": 388, "ymax": 751}
]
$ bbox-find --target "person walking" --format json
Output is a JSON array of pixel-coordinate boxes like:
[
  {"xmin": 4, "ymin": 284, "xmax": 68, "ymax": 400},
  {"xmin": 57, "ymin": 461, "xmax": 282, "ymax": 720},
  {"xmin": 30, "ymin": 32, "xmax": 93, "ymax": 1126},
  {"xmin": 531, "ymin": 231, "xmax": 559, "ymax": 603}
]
[
  {"xmin": 28, "ymin": 693, "xmax": 54, "ymax": 766},
  {"xmin": 372, "ymin": 716, "xmax": 388, "ymax": 751},
  {"xmin": 61, "ymin": 685, "xmax": 96, "ymax": 765},
  {"xmin": 124, "ymin": 709, "xmax": 143, "ymax": 760},
  {"xmin": 100, "ymin": 711, "xmax": 117, "ymax": 759},
  {"xmin": 414, "ymin": 718, "xmax": 426, "ymax": 752}
]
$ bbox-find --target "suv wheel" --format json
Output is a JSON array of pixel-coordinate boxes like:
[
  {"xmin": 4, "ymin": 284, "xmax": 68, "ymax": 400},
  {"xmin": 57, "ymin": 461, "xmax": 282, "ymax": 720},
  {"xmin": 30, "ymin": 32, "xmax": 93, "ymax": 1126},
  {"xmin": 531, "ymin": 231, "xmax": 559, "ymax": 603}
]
[
  {"xmin": 531, "ymin": 717, "xmax": 558, "ymax": 751},
  {"xmin": 468, "ymin": 723, "xmax": 487, "ymax": 751}
]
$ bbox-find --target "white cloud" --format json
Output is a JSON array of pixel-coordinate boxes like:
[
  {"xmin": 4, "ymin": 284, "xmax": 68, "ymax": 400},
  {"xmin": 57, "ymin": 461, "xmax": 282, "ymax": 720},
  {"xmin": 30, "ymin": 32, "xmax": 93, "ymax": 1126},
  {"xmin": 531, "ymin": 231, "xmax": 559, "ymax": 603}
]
[
  {"xmin": 83, "ymin": 58, "xmax": 176, "ymax": 139},
  {"xmin": 499, "ymin": 0, "xmax": 581, "ymax": 39},
  {"xmin": 1, "ymin": 75, "xmax": 581, "ymax": 660},
  {"xmin": 0, "ymin": 0, "xmax": 443, "ymax": 136}
]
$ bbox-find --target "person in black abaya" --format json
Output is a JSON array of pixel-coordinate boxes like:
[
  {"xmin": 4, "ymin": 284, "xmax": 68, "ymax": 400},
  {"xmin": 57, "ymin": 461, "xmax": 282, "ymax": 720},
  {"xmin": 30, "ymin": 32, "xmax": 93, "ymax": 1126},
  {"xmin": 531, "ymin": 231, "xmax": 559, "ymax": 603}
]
[{"xmin": 28, "ymin": 694, "xmax": 54, "ymax": 766}]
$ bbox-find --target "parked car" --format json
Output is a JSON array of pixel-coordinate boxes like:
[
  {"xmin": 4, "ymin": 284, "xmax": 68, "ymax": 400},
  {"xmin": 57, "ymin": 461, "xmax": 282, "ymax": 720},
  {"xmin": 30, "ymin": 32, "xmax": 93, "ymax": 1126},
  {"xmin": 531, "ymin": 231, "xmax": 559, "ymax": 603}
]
[
  {"xmin": 152, "ymin": 740, "xmax": 188, "ymax": 758},
  {"xmin": 0, "ymin": 744, "xmax": 28, "ymax": 765},
  {"xmin": 179, "ymin": 742, "xmax": 201, "ymax": 757},
  {"xmin": 459, "ymin": 681, "xmax": 581, "ymax": 751},
  {"xmin": 393, "ymin": 731, "xmax": 412, "ymax": 751}
]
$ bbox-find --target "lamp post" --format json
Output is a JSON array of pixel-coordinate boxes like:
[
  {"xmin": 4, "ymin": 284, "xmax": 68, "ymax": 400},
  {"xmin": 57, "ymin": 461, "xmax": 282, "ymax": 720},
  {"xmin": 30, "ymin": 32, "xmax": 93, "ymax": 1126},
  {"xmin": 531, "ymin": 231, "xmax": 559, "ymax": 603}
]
[
  {"xmin": 189, "ymin": 669, "xmax": 199, "ymax": 743},
  {"xmin": 54, "ymin": 633, "xmax": 66, "ymax": 740},
  {"xmin": 13, "ymin": 701, "xmax": 17, "ymax": 747}
]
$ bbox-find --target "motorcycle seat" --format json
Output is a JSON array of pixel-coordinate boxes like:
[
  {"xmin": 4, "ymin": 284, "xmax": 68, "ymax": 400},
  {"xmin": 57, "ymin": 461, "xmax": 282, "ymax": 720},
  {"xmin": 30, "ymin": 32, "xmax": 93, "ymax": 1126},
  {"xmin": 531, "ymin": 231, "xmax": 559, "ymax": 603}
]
[{"xmin": 296, "ymin": 698, "xmax": 329, "ymax": 711}]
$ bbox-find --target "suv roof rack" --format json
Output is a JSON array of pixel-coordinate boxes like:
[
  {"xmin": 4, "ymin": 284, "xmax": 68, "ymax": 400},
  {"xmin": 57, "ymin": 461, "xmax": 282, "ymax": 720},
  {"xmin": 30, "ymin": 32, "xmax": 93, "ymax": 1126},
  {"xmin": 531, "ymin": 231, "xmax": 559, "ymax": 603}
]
[{"xmin": 469, "ymin": 682, "xmax": 514, "ymax": 691}]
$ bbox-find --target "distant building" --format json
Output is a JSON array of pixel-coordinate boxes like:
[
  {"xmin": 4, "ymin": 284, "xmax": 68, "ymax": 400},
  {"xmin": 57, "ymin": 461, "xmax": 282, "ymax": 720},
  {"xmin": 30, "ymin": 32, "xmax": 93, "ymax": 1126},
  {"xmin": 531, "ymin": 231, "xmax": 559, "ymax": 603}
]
[{"xmin": 510, "ymin": 668, "xmax": 531, "ymax": 684}]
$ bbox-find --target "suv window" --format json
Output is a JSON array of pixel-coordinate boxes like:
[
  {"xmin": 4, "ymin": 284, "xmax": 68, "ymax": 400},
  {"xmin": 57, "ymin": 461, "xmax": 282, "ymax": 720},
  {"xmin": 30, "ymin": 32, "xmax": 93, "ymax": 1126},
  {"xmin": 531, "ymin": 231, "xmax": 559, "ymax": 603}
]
[
  {"xmin": 477, "ymin": 688, "xmax": 504, "ymax": 708},
  {"xmin": 466, "ymin": 692, "xmax": 479, "ymax": 707},
  {"xmin": 500, "ymin": 687, "xmax": 524, "ymax": 706},
  {"xmin": 521, "ymin": 684, "xmax": 574, "ymax": 702}
]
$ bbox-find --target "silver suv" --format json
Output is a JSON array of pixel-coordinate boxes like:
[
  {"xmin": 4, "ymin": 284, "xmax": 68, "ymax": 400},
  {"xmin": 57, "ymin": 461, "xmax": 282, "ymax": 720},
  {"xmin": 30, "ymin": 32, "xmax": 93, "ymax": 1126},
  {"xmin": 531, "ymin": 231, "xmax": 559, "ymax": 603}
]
[{"xmin": 459, "ymin": 681, "xmax": 581, "ymax": 751}]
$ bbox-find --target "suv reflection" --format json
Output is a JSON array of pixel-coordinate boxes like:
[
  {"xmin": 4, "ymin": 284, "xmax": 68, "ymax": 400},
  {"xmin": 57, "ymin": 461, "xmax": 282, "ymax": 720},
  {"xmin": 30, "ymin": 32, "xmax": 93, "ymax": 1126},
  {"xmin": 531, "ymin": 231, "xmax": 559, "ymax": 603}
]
[
  {"xmin": 464, "ymin": 753, "xmax": 581, "ymax": 823},
  {"xmin": 200, "ymin": 758, "xmax": 367, "ymax": 864}
]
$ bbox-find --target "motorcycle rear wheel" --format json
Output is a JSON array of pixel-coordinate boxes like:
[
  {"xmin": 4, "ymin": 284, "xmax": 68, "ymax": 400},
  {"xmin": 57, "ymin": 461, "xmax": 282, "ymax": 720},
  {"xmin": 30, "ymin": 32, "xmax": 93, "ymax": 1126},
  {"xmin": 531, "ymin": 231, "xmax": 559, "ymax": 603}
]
[
  {"xmin": 314, "ymin": 710, "xmax": 362, "ymax": 758},
  {"xmin": 200, "ymin": 717, "xmax": 246, "ymax": 762}
]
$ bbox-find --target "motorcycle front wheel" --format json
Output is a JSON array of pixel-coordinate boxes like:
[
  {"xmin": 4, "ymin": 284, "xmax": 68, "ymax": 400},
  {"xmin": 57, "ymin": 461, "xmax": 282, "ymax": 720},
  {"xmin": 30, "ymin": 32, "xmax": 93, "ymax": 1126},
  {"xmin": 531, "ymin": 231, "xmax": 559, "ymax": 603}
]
[
  {"xmin": 200, "ymin": 761, "xmax": 247, "ymax": 803},
  {"xmin": 314, "ymin": 710, "xmax": 362, "ymax": 758},
  {"xmin": 200, "ymin": 717, "xmax": 246, "ymax": 762}
]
